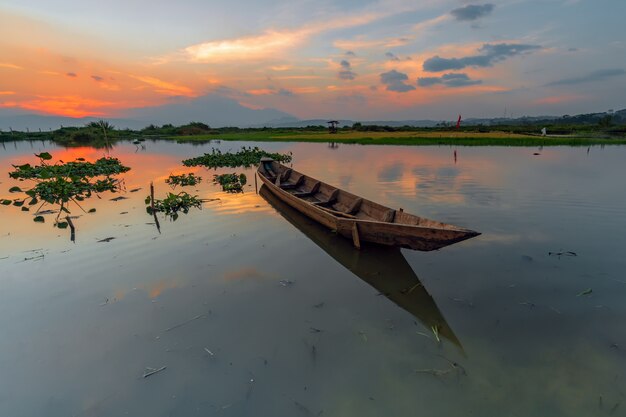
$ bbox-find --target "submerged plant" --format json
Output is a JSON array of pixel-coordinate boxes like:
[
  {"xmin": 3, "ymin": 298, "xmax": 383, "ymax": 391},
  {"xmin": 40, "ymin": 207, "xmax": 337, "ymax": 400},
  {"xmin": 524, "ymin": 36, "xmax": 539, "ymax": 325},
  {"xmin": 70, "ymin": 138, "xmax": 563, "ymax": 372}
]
[
  {"xmin": 165, "ymin": 173, "xmax": 202, "ymax": 188},
  {"xmin": 182, "ymin": 146, "xmax": 292, "ymax": 168},
  {"xmin": 146, "ymin": 192, "xmax": 204, "ymax": 221},
  {"xmin": 6, "ymin": 152, "xmax": 130, "ymax": 225},
  {"xmin": 213, "ymin": 173, "xmax": 247, "ymax": 193}
]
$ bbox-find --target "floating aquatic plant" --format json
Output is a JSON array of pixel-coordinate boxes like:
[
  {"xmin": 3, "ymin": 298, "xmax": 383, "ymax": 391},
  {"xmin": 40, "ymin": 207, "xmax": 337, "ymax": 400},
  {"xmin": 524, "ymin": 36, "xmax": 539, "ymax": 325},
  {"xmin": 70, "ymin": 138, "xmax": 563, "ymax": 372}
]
[
  {"xmin": 6, "ymin": 152, "xmax": 130, "ymax": 225},
  {"xmin": 146, "ymin": 191, "xmax": 206, "ymax": 221},
  {"xmin": 166, "ymin": 173, "xmax": 202, "ymax": 188},
  {"xmin": 213, "ymin": 173, "xmax": 247, "ymax": 193},
  {"xmin": 182, "ymin": 146, "xmax": 292, "ymax": 168}
]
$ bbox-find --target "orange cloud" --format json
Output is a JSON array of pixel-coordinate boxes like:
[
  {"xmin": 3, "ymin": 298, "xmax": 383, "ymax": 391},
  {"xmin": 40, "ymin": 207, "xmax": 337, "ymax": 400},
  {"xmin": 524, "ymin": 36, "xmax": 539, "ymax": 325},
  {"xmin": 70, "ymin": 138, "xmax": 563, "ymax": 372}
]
[
  {"xmin": 185, "ymin": 30, "xmax": 306, "ymax": 62},
  {"xmin": 130, "ymin": 75, "xmax": 195, "ymax": 97},
  {"xmin": 0, "ymin": 91, "xmax": 16, "ymax": 95},
  {"xmin": 246, "ymin": 89, "xmax": 277, "ymax": 96},
  {"xmin": 0, "ymin": 63, "xmax": 23, "ymax": 70},
  {"xmin": 181, "ymin": 10, "xmax": 391, "ymax": 63},
  {"xmin": 0, "ymin": 95, "xmax": 114, "ymax": 117}
]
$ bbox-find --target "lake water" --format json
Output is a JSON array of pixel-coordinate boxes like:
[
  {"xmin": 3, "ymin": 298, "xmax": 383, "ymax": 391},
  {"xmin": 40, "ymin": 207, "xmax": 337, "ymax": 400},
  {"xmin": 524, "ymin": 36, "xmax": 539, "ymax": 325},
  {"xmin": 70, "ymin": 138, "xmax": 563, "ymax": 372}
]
[{"xmin": 1, "ymin": 140, "xmax": 625, "ymax": 417}]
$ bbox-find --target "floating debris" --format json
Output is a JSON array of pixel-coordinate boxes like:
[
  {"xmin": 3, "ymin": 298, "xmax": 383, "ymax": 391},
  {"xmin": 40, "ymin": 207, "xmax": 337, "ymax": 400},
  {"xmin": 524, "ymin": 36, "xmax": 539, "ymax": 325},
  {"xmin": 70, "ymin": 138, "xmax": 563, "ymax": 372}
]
[
  {"xmin": 204, "ymin": 347, "xmax": 215, "ymax": 357},
  {"xmin": 549, "ymin": 250, "xmax": 577, "ymax": 257},
  {"xmin": 129, "ymin": 187, "xmax": 142, "ymax": 193},
  {"xmin": 415, "ymin": 368, "xmax": 453, "ymax": 377},
  {"xmin": 142, "ymin": 366, "xmax": 167, "ymax": 378},
  {"xmin": 164, "ymin": 314, "xmax": 204, "ymax": 332},
  {"xmin": 415, "ymin": 357, "xmax": 466, "ymax": 378},
  {"xmin": 97, "ymin": 237, "xmax": 116, "ymax": 243},
  {"xmin": 21, "ymin": 253, "xmax": 45, "ymax": 262},
  {"xmin": 293, "ymin": 400, "xmax": 314, "ymax": 417},
  {"xmin": 400, "ymin": 282, "xmax": 422, "ymax": 294},
  {"xmin": 431, "ymin": 324, "xmax": 441, "ymax": 343},
  {"xmin": 279, "ymin": 279, "xmax": 294, "ymax": 287},
  {"xmin": 519, "ymin": 301, "xmax": 536, "ymax": 308},
  {"xmin": 577, "ymin": 288, "xmax": 593, "ymax": 297},
  {"xmin": 110, "ymin": 196, "xmax": 127, "ymax": 201}
]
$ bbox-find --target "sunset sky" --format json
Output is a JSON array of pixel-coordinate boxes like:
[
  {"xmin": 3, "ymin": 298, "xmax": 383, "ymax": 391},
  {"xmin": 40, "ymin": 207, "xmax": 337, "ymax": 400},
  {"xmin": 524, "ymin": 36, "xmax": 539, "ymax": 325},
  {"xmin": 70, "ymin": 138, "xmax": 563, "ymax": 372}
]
[{"xmin": 1, "ymin": 0, "xmax": 625, "ymax": 121}]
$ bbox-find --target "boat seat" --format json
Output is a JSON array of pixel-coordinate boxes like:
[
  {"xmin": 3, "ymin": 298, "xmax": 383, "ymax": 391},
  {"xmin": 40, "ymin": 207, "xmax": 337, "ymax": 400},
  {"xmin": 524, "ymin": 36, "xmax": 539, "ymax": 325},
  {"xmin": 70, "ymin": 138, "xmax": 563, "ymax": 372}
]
[
  {"xmin": 345, "ymin": 198, "xmax": 363, "ymax": 214},
  {"xmin": 262, "ymin": 161, "xmax": 277, "ymax": 179},
  {"xmin": 292, "ymin": 181, "xmax": 320, "ymax": 198},
  {"xmin": 279, "ymin": 174, "xmax": 304, "ymax": 190},
  {"xmin": 312, "ymin": 189, "xmax": 339, "ymax": 206}
]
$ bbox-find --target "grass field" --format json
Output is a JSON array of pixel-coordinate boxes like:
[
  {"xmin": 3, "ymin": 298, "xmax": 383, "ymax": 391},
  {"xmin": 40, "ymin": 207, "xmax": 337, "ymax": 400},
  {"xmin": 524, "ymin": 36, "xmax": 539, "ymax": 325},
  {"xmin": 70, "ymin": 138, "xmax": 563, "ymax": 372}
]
[
  {"xmin": 3, "ymin": 128, "xmax": 626, "ymax": 147},
  {"xmin": 173, "ymin": 130, "xmax": 626, "ymax": 147}
]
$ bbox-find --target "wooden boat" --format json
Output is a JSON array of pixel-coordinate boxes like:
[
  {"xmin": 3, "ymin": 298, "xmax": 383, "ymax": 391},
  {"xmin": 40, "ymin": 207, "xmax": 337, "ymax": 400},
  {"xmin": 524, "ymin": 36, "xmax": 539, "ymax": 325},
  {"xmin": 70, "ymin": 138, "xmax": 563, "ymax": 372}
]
[
  {"xmin": 260, "ymin": 185, "xmax": 464, "ymax": 350},
  {"xmin": 257, "ymin": 158, "xmax": 480, "ymax": 251}
]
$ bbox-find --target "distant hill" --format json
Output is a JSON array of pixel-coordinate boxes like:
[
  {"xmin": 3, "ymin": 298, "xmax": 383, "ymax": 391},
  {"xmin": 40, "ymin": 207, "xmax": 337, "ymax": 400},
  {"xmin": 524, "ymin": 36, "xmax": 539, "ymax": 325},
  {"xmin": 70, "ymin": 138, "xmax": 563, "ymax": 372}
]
[
  {"xmin": 0, "ymin": 113, "xmax": 148, "ymax": 131},
  {"xmin": 0, "ymin": 94, "xmax": 296, "ymax": 131},
  {"xmin": 126, "ymin": 94, "xmax": 295, "ymax": 128},
  {"xmin": 1, "ymin": 105, "xmax": 624, "ymax": 132}
]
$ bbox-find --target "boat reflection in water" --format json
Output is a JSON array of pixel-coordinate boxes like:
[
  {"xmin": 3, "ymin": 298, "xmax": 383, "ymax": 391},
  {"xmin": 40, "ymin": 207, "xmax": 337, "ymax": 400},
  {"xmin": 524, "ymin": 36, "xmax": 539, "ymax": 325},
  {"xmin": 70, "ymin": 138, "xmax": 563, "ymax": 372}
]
[{"xmin": 259, "ymin": 185, "xmax": 463, "ymax": 350}]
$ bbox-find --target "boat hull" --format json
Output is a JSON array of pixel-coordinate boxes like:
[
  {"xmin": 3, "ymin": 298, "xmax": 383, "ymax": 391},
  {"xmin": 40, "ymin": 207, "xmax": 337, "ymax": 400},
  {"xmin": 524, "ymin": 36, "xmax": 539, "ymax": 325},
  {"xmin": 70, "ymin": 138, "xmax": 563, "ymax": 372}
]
[{"xmin": 258, "ymin": 171, "xmax": 479, "ymax": 251}]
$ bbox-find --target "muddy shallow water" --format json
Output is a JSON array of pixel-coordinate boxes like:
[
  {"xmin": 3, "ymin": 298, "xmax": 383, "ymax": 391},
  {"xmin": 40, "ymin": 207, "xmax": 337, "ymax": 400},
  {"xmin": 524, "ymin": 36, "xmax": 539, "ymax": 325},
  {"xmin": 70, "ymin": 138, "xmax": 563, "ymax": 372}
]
[{"xmin": 1, "ymin": 140, "xmax": 625, "ymax": 417}]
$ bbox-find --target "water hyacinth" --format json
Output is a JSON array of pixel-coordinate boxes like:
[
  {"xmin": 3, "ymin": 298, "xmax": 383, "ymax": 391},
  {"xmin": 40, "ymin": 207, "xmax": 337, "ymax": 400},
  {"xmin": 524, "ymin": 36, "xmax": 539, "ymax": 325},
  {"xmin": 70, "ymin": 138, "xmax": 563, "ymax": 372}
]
[
  {"xmin": 6, "ymin": 153, "xmax": 130, "ymax": 225},
  {"xmin": 213, "ymin": 173, "xmax": 247, "ymax": 193},
  {"xmin": 146, "ymin": 192, "xmax": 204, "ymax": 221},
  {"xmin": 165, "ymin": 173, "xmax": 202, "ymax": 188},
  {"xmin": 182, "ymin": 146, "xmax": 292, "ymax": 168}
]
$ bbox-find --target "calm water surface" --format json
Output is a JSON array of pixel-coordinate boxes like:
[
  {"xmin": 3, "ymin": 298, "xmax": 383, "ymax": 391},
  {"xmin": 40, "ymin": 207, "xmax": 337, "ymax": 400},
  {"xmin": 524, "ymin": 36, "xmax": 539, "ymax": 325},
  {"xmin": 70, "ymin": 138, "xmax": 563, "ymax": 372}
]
[{"xmin": 1, "ymin": 140, "xmax": 626, "ymax": 417}]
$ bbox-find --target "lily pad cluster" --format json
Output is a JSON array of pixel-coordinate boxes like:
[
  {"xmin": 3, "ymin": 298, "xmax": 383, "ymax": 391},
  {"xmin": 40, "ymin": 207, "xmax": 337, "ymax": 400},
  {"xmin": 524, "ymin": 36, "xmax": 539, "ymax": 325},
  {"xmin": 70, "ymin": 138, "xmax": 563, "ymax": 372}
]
[
  {"xmin": 213, "ymin": 173, "xmax": 247, "ymax": 193},
  {"xmin": 182, "ymin": 146, "xmax": 292, "ymax": 168},
  {"xmin": 146, "ymin": 192, "xmax": 203, "ymax": 221},
  {"xmin": 166, "ymin": 173, "xmax": 202, "ymax": 188},
  {"xmin": 5, "ymin": 152, "xmax": 130, "ymax": 224}
]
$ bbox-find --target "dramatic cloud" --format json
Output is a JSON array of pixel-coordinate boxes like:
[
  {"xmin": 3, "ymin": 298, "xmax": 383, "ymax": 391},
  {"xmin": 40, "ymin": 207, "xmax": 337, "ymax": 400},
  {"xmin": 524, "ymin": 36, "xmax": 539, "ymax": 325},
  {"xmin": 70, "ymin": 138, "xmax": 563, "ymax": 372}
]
[
  {"xmin": 182, "ymin": 10, "xmax": 393, "ymax": 62},
  {"xmin": 91, "ymin": 75, "xmax": 104, "ymax": 82},
  {"xmin": 418, "ymin": 73, "xmax": 482, "ymax": 87},
  {"xmin": 338, "ymin": 60, "xmax": 357, "ymax": 80},
  {"xmin": 451, "ymin": 4, "xmax": 495, "ymax": 21},
  {"xmin": 545, "ymin": 68, "xmax": 626, "ymax": 86},
  {"xmin": 380, "ymin": 70, "xmax": 415, "ymax": 92},
  {"xmin": 423, "ymin": 43, "xmax": 541, "ymax": 72},
  {"xmin": 385, "ymin": 52, "xmax": 400, "ymax": 61},
  {"xmin": 130, "ymin": 75, "xmax": 195, "ymax": 96}
]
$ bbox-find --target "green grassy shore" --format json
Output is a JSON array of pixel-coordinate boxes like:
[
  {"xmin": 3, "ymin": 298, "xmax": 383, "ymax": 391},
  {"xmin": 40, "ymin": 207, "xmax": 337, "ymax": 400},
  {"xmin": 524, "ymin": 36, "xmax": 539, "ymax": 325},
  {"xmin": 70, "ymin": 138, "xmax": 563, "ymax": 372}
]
[{"xmin": 2, "ymin": 121, "xmax": 626, "ymax": 147}]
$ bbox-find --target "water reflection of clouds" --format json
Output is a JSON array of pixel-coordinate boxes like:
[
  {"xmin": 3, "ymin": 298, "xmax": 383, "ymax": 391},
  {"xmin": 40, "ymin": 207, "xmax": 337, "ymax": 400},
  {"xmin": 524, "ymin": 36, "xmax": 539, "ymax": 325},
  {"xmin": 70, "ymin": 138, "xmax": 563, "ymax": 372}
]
[{"xmin": 377, "ymin": 162, "xmax": 405, "ymax": 183}]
